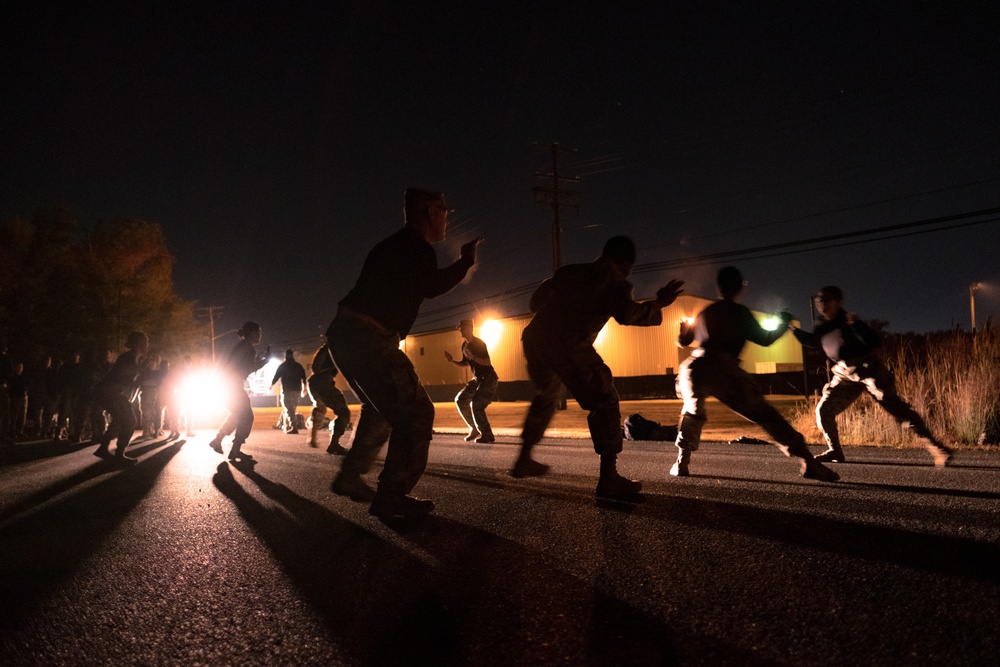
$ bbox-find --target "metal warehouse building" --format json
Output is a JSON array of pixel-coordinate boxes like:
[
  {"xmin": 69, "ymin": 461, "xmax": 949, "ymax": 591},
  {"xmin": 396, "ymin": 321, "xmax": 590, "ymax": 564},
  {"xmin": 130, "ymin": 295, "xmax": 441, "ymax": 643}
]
[{"xmin": 399, "ymin": 294, "xmax": 805, "ymax": 402}]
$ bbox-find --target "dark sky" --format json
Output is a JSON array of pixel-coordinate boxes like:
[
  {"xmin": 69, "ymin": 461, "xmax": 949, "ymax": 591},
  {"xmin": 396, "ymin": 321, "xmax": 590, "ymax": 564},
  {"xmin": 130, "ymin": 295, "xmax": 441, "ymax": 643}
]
[{"xmin": 3, "ymin": 1, "xmax": 999, "ymax": 352}]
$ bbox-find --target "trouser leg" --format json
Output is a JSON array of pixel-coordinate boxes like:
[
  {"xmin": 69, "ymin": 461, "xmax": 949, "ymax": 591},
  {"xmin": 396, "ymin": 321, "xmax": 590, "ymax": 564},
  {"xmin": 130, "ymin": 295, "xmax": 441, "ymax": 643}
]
[
  {"xmin": 455, "ymin": 383, "xmax": 477, "ymax": 433},
  {"xmin": 471, "ymin": 381, "xmax": 496, "ymax": 441},
  {"xmin": 816, "ymin": 373, "xmax": 864, "ymax": 453}
]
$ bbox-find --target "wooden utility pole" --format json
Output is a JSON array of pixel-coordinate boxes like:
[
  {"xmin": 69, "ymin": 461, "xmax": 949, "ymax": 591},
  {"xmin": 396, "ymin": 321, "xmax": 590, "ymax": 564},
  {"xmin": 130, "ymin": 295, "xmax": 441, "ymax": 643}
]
[
  {"xmin": 533, "ymin": 142, "xmax": 580, "ymax": 270},
  {"xmin": 197, "ymin": 305, "xmax": 224, "ymax": 363}
]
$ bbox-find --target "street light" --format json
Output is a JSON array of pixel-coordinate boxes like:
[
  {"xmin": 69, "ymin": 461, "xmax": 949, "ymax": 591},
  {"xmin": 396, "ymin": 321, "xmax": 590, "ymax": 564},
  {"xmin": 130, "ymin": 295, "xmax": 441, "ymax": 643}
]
[{"xmin": 970, "ymin": 282, "xmax": 981, "ymax": 334}]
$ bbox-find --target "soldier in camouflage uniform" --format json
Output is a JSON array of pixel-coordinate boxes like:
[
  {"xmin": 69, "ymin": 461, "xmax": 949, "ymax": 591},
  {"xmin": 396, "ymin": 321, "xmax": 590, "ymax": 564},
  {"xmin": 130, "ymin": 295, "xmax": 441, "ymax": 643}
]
[
  {"xmin": 307, "ymin": 343, "xmax": 352, "ymax": 454},
  {"xmin": 512, "ymin": 236, "xmax": 684, "ymax": 499},
  {"xmin": 444, "ymin": 319, "xmax": 498, "ymax": 444},
  {"xmin": 327, "ymin": 188, "xmax": 480, "ymax": 519}
]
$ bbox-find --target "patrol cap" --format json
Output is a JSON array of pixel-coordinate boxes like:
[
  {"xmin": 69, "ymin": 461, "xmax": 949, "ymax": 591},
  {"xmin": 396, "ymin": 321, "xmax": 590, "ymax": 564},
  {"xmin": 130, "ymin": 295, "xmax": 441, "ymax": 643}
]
[
  {"xmin": 404, "ymin": 188, "xmax": 453, "ymax": 212},
  {"xmin": 458, "ymin": 319, "xmax": 474, "ymax": 329}
]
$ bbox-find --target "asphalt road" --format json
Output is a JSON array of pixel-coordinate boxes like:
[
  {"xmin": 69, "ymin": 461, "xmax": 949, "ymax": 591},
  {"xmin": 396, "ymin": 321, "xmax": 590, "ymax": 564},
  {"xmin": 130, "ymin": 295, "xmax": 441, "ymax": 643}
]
[{"xmin": 1, "ymin": 426, "xmax": 999, "ymax": 666}]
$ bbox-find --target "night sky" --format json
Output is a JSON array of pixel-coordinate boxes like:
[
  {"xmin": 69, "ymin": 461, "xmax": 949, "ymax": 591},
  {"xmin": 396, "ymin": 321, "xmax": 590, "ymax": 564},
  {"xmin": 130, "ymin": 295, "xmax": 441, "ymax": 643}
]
[{"xmin": 3, "ymin": 2, "xmax": 999, "ymax": 353}]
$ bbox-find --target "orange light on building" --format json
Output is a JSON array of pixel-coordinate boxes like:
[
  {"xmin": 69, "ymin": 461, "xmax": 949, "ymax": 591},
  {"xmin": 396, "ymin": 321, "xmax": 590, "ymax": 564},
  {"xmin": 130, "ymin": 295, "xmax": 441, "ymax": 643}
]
[{"xmin": 478, "ymin": 319, "xmax": 503, "ymax": 350}]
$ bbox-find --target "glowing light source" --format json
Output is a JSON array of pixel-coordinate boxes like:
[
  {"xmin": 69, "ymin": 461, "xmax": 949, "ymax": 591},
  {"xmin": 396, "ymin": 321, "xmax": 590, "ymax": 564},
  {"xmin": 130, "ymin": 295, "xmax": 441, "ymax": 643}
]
[
  {"xmin": 478, "ymin": 319, "xmax": 503, "ymax": 349},
  {"xmin": 760, "ymin": 316, "xmax": 781, "ymax": 331},
  {"xmin": 248, "ymin": 357, "xmax": 282, "ymax": 395},
  {"xmin": 681, "ymin": 316, "xmax": 695, "ymax": 326},
  {"xmin": 176, "ymin": 368, "xmax": 229, "ymax": 424}
]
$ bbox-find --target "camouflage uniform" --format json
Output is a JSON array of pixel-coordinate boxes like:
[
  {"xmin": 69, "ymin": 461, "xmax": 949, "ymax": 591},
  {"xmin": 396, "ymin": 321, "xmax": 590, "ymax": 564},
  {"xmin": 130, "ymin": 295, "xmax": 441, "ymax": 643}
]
[
  {"xmin": 453, "ymin": 335, "xmax": 498, "ymax": 442},
  {"xmin": 307, "ymin": 344, "xmax": 352, "ymax": 451},
  {"xmin": 520, "ymin": 256, "xmax": 664, "ymax": 457},
  {"xmin": 793, "ymin": 308, "xmax": 951, "ymax": 463},
  {"xmin": 327, "ymin": 225, "xmax": 473, "ymax": 498}
]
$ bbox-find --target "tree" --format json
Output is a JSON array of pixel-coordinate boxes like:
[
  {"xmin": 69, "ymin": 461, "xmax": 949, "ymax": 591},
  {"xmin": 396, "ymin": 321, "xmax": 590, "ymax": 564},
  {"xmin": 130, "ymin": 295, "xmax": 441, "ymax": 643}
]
[{"xmin": 0, "ymin": 207, "xmax": 206, "ymax": 364}]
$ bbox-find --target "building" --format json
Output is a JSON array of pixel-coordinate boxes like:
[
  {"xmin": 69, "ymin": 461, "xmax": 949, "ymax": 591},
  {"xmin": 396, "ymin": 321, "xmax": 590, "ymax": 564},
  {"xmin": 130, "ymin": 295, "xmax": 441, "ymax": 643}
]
[{"xmin": 399, "ymin": 294, "xmax": 806, "ymax": 402}]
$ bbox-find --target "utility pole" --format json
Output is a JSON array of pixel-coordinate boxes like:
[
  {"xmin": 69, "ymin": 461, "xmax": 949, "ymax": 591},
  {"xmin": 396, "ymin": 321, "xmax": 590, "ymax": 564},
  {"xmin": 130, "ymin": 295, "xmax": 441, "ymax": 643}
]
[
  {"xmin": 533, "ymin": 143, "xmax": 580, "ymax": 410},
  {"xmin": 533, "ymin": 142, "xmax": 580, "ymax": 270},
  {"xmin": 197, "ymin": 306, "xmax": 224, "ymax": 363}
]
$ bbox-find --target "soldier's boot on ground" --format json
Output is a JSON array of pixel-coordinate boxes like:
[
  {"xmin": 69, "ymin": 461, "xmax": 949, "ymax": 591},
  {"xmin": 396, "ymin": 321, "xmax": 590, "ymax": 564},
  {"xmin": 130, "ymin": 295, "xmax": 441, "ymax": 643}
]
[
  {"xmin": 464, "ymin": 428, "xmax": 481, "ymax": 442},
  {"xmin": 925, "ymin": 439, "xmax": 953, "ymax": 468},
  {"xmin": 787, "ymin": 443, "xmax": 839, "ymax": 482},
  {"xmin": 208, "ymin": 435, "xmax": 224, "ymax": 454},
  {"xmin": 308, "ymin": 423, "xmax": 320, "ymax": 448},
  {"xmin": 113, "ymin": 446, "xmax": 137, "ymax": 465},
  {"xmin": 228, "ymin": 442, "xmax": 252, "ymax": 461},
  {"xmin": 814, "ymin": 449, "xmax": 846, "ymax": 463},
  {"xmin": 814, "ymin": 444, "xmax": 847, "ymax": 463},
  {"xmin": 326, "ymin": 438, "xmax": 349, "ymax": 455},
  {"xmin": 331, "ymin": 471, "xmax": 376, "ymax": 502},
  {"xmin": 476, "ymin": 424, "xmax": 495, "ymax": 444},
  {"xmin": 596, "ymin": 454, "xmax": 643, "ymax": 499},
  {"xmin": 669, "ymin": 448, "xmax": 692, "ymax": 477},
  {"xmin": 93, "ymin": 442, "xmax": 111, "ymax": 459},
  {"xmin": 510, "ymin": 447, "xmax": 550, "ymax": 478},
  {"xmin": 368, "ymin": 483, "xmax": 435, "ymax": 519}
]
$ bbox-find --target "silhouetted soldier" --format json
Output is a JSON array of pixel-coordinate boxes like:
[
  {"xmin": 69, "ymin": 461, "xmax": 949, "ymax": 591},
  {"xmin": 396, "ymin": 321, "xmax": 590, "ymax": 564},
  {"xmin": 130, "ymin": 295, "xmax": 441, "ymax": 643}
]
[
  {"xmin": 444, "ymin": 318, "xmax": 499, "ymax": 443},
  {"xmin": 0, "ymin": 343, "xmax": 12, "ymax": 445},
  {"xmin": 87, "ymin": 349, "xmax": 114, "ymax": 445},
  {"xmin": 326, "ymin": 188, "xmax": 480, "ymax": 519},
  {"xmin": 138, "ymin": 353, "xmax": 164, "ymax": 438},
  {"xmin": 670, "ymin": 267, "xmax": 839, "ymax": 482},
  {"xmin": 10, "ymin": 362, "xmax": 28, "ymax": 439},
  {"xmin": 209, "ymin": 322, "xmax": 269, "ymax": 462},
  {"xmin": 93, "ymin": 332, "xmax": 149, "ymax": 464},
  {"xmin": 307, "ymin": 343, "xmax": 352, "ymax": 454},
  {"xmin": 791, "ymin": 285, "xmax": 953, "ymax": 467},
  {"xmin": 270, "ymin": 349, "xmax": 306, "ymax": 434},
  {"xmin": 511, "ymin": 236, "xmax": 684, "ymax": 499},
  {"xmin": 58, "ymin": 352, "xmax": 86, "ymax": 442}
]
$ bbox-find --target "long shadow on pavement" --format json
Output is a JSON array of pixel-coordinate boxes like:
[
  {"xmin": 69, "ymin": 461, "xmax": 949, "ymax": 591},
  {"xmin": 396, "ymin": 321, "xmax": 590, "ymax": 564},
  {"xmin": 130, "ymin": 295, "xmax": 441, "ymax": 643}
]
[
  {"xmin": 0, "ymin": 438, "xmax": 95, "ymax": 466},
  {"xmin": 0, "ymin": 440, "xmax": 185, "ymax": 632},
  {"xmin": 425, "ymin": 463, "xmax": 1000, "ymax": 584},
  {"xmin": 0, "ymin": 438, "xmax": 182, "ymax": 525},
  {"xmin": 218, "ymin": 462, "xmax": 768, "ymax": 666}
]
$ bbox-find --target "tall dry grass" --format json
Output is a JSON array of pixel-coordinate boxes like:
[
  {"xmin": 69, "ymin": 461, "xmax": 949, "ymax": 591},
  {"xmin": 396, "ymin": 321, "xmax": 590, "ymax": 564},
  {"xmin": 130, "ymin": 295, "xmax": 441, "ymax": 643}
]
[{"xmin": 792, "ymin": 327, "xmax": 1000, "ymax": 448}]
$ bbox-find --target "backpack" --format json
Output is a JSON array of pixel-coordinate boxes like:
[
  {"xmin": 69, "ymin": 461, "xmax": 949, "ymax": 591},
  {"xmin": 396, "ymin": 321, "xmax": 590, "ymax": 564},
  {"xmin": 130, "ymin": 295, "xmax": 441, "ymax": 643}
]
[{"xmin": 623, "ymin": 413, "xmax": 678, "ymax": 442}]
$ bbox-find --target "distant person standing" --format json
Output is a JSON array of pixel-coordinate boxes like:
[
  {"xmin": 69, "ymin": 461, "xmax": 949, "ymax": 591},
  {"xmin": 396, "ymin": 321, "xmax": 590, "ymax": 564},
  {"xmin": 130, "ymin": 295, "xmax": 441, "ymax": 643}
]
[
  {"xmin": 326, "ymin": 188, "xmax": 480, "ymax": 519},
  {"xmin": 444, "ymin": 319, "xmax": 499, "ymax": 443},
  {"xmin": 307, "ymin": 343, "xmax": 352, "ymax": 454},
  {"xmin": 791, "ymin": 285, "xmax": 953, "ymax": 467},
  {"xmin": 138, "ymin": 353, "xmax": 164, "ymax": 438},
  {"xmin": 93, "ymin": 332, "xmax": 149, "ymax": 464},
  {"xmin": 511, "ymin": 236, "xmax": 684, "ymax": 499},
  {"xmin": 270, "ymin": 349, "xmax": 307, "ymax": 434},
  {"xmin": 0, "ymin": 343, "xmax": 12, "ymax": 445},
  {"xmin": 670, "ymin": 267, "xmax": 839, "ymax": 482},
  {"xmin": 209, "ymin": 322, "xmax": 270, "ymax": 462},
  {"xmin": 10, "ymin": 362, "xmax": 28, "ymax": 439}
]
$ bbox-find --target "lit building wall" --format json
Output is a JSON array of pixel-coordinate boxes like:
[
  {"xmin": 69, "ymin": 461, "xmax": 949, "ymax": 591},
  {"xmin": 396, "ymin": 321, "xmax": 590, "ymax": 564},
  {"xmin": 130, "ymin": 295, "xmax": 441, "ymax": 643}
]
[{"xmin": 402, "ymin": 294, "xmax": 802, "ymax": 387}]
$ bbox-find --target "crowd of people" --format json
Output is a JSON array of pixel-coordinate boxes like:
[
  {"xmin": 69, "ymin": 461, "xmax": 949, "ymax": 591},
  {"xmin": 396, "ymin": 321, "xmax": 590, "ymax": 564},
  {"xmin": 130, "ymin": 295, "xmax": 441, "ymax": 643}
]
[
  {"xmin": 0, "ymin": 342, "xmax": 195, "ymax": 452},
  {"xmin": 2, "ymin": 186, "xmax": 955, "ymax": 517}
]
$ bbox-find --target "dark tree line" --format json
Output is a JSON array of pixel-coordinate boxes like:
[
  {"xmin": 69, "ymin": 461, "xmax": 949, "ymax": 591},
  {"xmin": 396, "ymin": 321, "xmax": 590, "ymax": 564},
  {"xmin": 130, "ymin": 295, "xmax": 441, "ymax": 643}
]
[{"xmin": 0, "ymin": 206, "xmax": 206, "ymax": 364}]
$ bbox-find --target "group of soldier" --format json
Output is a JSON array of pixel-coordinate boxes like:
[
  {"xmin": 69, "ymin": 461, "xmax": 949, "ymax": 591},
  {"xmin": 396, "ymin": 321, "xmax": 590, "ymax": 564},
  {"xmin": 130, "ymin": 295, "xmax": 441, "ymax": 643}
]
[
  {"xmin": 0, "ymin": 343, "xmax": 195, "ymax": 453},
  {"xmin": 205, "ymin": 187, "xmax": 954, "ymax": 520},
  {"xmin": 13, "ymin": 186, "xmax": 952, "ymax": 518}
]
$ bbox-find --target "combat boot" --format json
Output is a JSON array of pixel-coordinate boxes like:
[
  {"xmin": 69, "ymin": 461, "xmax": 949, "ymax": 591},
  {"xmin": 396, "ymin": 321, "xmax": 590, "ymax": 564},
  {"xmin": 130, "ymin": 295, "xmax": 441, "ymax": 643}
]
[
  {"xmin": 510, "ymin": 452, "xmax": 550, "ymax": 478},
  {"xmin": 368, "ymin": 491, "xmax": 435, "ymax": 519},
  {"xmin": 669, "ymin": 448, "xmax": 692, "ymax": 477},
  {"xmin": 208, "ymin": 436, "xmax": 223, "ymax": 454},
  {"xmin": 815, "ymin": 446, "xmax": 846, "ymax": 463},
  {"xmin": 331, "ymin": 472, "xmax": 377, "ymax": 502},
  {"xmin": 801, "ymin": 458, "xmax": 840, "ymax": 482}
]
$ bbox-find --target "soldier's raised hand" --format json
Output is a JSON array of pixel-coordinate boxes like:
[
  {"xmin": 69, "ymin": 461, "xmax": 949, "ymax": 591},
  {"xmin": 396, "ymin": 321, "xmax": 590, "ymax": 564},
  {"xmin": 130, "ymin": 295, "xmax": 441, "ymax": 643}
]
[
  {"xmin": 460, "ymin": 237, "xmax": 482, "ymax": 263},
  {"xmin": 655, "ymin": 279, "xmax": 685, "ymax": 307}
]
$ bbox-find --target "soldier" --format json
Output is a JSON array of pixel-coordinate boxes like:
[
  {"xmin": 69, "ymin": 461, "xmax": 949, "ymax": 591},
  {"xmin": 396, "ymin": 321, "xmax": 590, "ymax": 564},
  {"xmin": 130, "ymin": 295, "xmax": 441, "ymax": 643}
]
[
  {"xmin": 209, "ymin": 322, "xmax": 270, "ymax": 462},
  {"xmin": 270, "ymin": 349, "xmax": 307, "ymax": 434},
  {"xmin": 326, "ymin": 188, "xmax": 480, "ymax": 519},
  {"xmin": 10, "ymin": 361, "xmax": 28, "ymax": 440},
  {"xmin": 511, "ymin": 236, "xmax": 684, "ymax": 499},
  {"xmin": 306, "ymin": 343, "xmax": 352, "ymax": 454},
  {"xmin": 670, "ymin": 267, "xmax": 839, "ymax": 482},
  {"xmin": 93, "ymin": 332, "xmax": 149, "ymax": 464},
  {"xmin": 444, "ymin": 319, "xmax": 498, "ymax": 443},
  {"xmin": 791, "ymin": 285, "xmax": 953, "ymax": 467}
]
